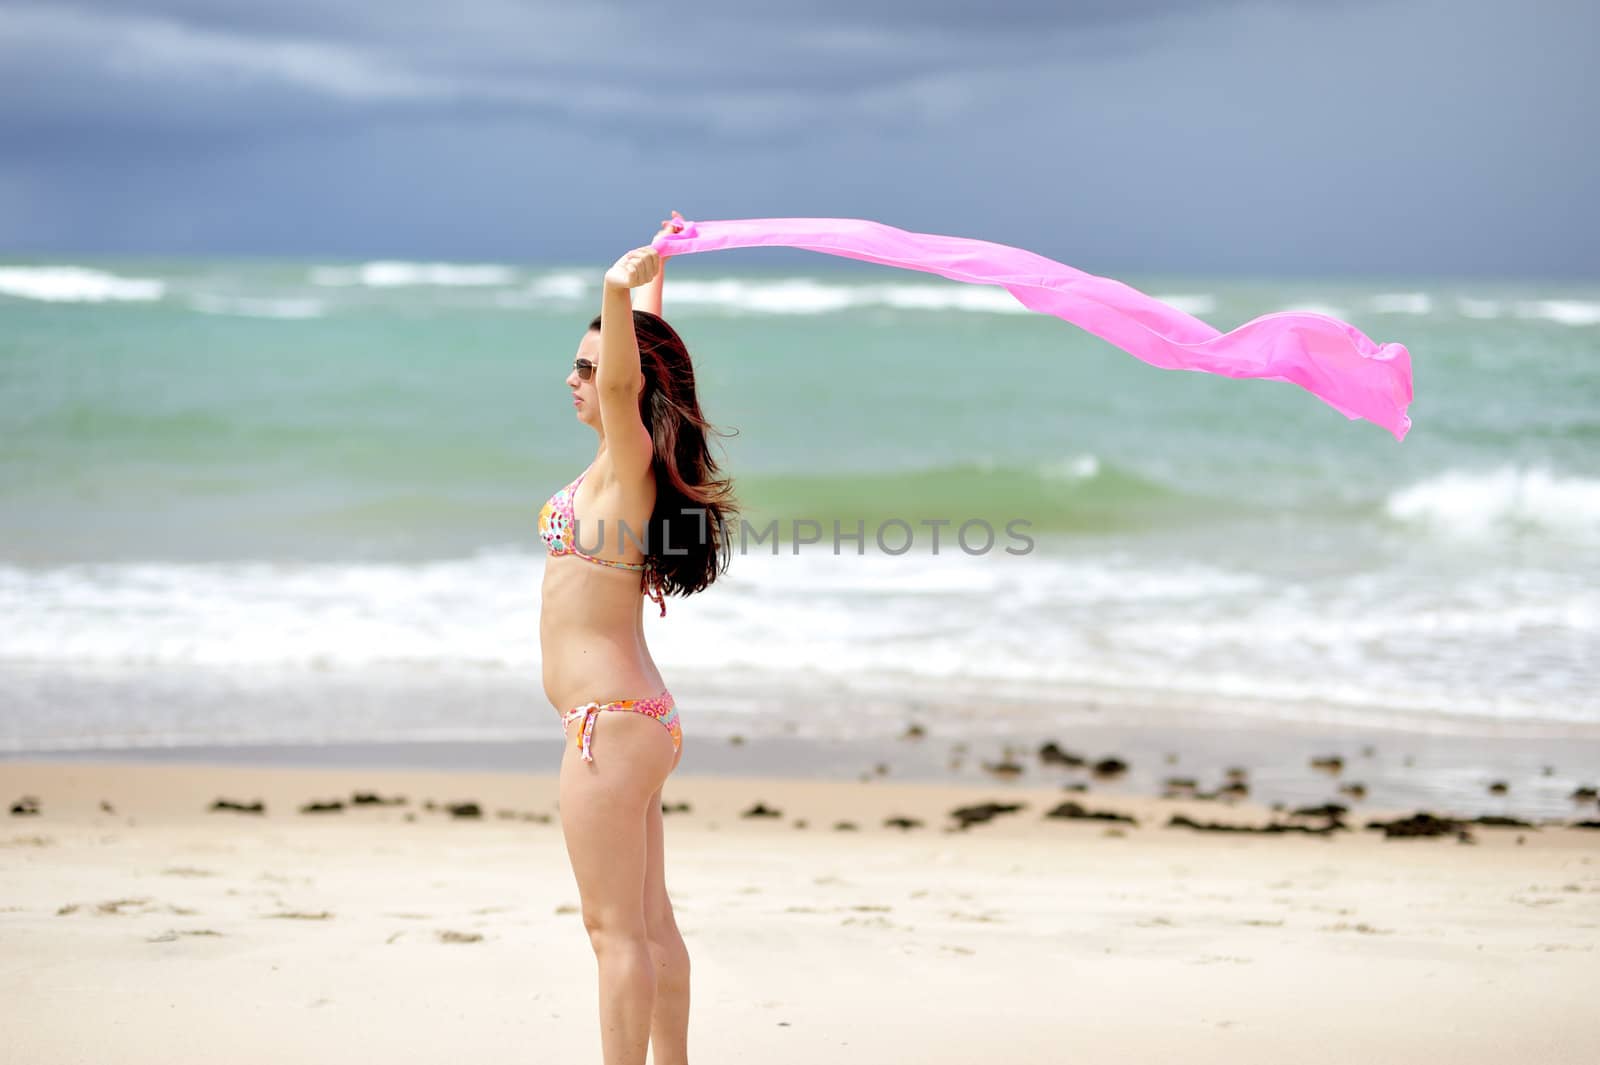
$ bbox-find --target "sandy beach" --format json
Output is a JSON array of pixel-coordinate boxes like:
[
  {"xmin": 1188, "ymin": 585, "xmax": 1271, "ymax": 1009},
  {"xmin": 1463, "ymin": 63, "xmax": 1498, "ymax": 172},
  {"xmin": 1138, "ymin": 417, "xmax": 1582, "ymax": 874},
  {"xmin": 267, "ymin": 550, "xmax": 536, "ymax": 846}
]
[{"xmin": 3, "ymin": 758, "xmax": 1598, "ymax": 1064}]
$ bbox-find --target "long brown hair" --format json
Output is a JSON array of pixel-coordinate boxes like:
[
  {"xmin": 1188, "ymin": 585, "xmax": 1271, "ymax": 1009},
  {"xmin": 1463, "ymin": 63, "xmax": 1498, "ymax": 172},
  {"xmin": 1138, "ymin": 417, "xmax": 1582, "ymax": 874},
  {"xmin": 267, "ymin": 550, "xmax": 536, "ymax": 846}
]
[{"xmin": 588, "ymin": 310, "xmax": 738, "ymax": 598}]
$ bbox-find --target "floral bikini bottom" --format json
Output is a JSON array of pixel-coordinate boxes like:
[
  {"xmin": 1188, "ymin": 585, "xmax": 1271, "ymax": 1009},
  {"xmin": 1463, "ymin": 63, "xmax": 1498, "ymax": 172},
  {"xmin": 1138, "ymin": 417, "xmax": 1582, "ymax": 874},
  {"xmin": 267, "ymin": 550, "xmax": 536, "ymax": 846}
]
[{"xmin": 559, "ymin": 691, "xmax": 682, "ymax": 765}]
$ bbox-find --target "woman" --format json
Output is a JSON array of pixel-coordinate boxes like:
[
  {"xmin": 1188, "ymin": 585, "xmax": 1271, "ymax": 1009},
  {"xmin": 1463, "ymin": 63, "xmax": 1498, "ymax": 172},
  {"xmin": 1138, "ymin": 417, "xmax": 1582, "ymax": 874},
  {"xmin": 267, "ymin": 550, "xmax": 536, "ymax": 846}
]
[{"xmin": 538, "ymin": 219, "xmax": 736, "ymax": 1065}]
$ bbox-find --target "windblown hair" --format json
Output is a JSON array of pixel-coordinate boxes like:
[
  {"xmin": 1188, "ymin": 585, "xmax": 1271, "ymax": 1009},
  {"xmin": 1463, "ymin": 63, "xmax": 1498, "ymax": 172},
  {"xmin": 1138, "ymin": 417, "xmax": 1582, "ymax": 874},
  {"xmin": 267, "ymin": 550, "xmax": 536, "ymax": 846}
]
[{"xmin": 588, "ymin": 310, "xmax": 738, "ymax": 599}]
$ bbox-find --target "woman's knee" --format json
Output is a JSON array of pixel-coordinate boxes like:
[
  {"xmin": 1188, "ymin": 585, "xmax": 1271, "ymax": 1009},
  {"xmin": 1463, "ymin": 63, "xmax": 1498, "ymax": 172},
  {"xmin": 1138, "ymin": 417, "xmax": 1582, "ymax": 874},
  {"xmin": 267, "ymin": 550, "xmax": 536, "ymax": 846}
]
[{"xmin": 583, "ymin": 912, "xmax": 652, "ymax": 955}]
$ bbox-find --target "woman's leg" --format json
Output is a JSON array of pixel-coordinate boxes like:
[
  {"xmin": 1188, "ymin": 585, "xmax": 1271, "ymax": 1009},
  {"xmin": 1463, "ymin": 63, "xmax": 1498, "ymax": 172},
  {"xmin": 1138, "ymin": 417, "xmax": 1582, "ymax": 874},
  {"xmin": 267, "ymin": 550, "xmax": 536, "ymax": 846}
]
[
  {"xmin": 643, "ymin": 780, "xmax": 691, "ymax": 1065},
  {"xmin": 559, "ymin": 709, "xmax": 678, "ymax": 1065}
]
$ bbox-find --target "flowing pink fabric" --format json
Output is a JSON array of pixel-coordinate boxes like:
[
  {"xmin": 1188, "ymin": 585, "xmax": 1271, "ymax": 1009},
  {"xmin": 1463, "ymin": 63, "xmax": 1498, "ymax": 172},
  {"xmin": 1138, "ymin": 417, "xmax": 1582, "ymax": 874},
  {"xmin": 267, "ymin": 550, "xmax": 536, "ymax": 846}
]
[{"xmin": 652, "ymin": 217, "xmax": 1413, "ymax": 440}]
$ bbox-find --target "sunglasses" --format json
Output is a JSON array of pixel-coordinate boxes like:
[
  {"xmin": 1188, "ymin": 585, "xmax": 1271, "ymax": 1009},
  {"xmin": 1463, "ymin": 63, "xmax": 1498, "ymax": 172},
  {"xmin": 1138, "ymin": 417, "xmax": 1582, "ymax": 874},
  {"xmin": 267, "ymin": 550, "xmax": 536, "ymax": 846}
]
[{"xmin": 573, "ymin": 357, "xmax": 597, "ymax": 381}]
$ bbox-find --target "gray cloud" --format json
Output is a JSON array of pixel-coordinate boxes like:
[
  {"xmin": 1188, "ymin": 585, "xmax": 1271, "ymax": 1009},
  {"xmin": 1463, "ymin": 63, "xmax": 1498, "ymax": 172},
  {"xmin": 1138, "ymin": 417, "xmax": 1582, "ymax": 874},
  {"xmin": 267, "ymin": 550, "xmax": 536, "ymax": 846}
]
[
  {"xmin": 0, "ymin": 0, "xmax": 1594, "ymax": 276},
  {"xmin": 0, "ymin": 0, "xmax": 1363, "ymax": 142}
]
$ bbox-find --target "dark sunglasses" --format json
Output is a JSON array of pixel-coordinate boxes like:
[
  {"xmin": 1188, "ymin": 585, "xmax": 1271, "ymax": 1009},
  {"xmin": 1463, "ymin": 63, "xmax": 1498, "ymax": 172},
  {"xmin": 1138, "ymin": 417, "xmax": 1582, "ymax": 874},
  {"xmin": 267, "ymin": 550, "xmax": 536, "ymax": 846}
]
[{"xmin": 573, "ymin": 357, "xmax": 597, "ymax": 381}]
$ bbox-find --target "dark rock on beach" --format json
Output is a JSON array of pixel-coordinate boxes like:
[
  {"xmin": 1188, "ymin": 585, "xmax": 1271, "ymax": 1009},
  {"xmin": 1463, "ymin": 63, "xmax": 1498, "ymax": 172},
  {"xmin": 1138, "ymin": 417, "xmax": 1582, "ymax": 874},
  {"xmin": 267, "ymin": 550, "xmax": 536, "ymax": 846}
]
[
  {"xmin": 446, "ymin": 802, "xmax": 482, "ymax": 819},
  {"xmin": 10, "ymin": 796, "xmax": 40, "ymax": 816},
  {"xmin": 1310, "ymin": 755, "xmax": 1344, "ymax": 774},
  {"xmin": 1364, "ymin": 812, "xmax": 1465, "ymax": 838},
  {"xmin": 1486, "ymin": 781, "xmax": 1509, "ymax": 796},
  {"xmin": 1570, "ymin": 785, "xmax": 1598, "ymax": 802},
  {"xmin": 662, "ymin": 801, "xmax": 691, "ymax": 814},
  {"xmin": 983, "ymin": 760, "xmax": 1024, "ymax": 779},
  {"xmin": 741, "ymin": 802, "xmax": 782, "ymax": 819},
  {"xmin": 1166, "ymin": 814, "xmax": 1344, "ymax": 836},
  {"xmin": 949, "ymin": 802, "xmax": 1026, "ymax": 829},
  {"xmin": 299, "ymin": 800, "xmax": 345, "ymax": 814},
  {"xmin": 1091, "ymin": 757, "xmax": 1128, "ymax": 778},
  {"xmin": 832, "ymin": 821, "xmax": 859, "ymax": 832},
  {"xmin": 1038, "ymin": 742, "xmax": 1087, "ymax": 768},
  {"xmin": 209, "ymin": 798, "xmax": 264, "ymax": 815},
  {"xmin": 1292, "ymin": 803, "xmax": 1349, "ymax": 819},
  {"xmin": 351, "ymin": 792, "xmax": 406, "ymax": 806},
  {"xmin": 883, "ymin": 816, "xmax": 923, "ymax": 830},
  {"xmin": 1045, "ymin": 800, "xmax": 1138, "ymax": 826}
]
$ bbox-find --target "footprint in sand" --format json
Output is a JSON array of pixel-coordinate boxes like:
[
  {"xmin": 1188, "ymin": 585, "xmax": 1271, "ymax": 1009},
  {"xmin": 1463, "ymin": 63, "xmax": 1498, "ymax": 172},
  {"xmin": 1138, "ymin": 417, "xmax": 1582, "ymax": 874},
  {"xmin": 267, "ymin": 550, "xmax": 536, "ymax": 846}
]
[
  {"xmin": 58, "ymin": 898, "xmax": 199, "ymax": 917},
  {"xmin": 1320, "ymin": 921, "xmax": 1393, "ymax": 935},
  {"xmin": 839, "ymin": 915, "xmax": 894, "ymax": 929},
  {"xmin": 146, "ymin": 930, "xmax": 224, "ymax": 943}
]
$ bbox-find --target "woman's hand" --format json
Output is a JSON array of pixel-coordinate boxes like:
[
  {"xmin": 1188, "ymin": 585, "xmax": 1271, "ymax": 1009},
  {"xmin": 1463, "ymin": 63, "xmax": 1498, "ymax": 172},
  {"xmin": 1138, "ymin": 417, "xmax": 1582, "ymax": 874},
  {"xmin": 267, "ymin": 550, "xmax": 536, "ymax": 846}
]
[
  {"xmin": 604, "ymin": 246, "xmax": 661, "ymax": 290},
  {"xmin": 659, "ymin": 209, "xmax": 685, "ymax": 235}
]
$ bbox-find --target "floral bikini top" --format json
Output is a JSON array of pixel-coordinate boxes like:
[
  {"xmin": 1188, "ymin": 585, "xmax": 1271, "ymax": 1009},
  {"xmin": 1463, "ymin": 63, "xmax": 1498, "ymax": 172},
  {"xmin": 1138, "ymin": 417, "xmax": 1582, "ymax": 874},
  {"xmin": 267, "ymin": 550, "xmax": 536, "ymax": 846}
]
[{"xmin": 538, "ymin": 465, "xmax": 666, "ymax": 616}]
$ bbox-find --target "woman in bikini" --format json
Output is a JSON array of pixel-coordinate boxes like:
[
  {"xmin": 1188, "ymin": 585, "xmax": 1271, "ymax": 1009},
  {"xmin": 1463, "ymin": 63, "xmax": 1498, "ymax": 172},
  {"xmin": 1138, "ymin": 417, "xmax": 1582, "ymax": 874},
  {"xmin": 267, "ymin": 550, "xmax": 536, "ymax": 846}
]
[{"xmin": 538, "ymin": 217, "xmax": 736, "ymax": 1065}]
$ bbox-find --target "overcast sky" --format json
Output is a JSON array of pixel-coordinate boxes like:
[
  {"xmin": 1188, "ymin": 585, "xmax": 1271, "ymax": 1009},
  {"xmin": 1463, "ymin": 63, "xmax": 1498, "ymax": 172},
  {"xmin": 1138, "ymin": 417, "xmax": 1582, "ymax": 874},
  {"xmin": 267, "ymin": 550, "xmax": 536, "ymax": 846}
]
[{"xmin": 1, "ymin": 0, "xmax": 1594, "ymax": 277}]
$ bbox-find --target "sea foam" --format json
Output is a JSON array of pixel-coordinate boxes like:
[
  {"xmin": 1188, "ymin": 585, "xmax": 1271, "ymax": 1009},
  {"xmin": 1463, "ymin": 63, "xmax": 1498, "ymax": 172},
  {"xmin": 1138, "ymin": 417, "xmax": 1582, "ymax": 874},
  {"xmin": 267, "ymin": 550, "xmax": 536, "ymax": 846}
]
[
  {"xmin": 309, "ymin": 262, "xmax": 519, "ymax": 287},
  {"xmin": 1385, "ymin": 467, "xmax": 1600, "ymax": 540},
  {"xmin": 0, "ymin": 266, "xmax": 165, "ymax": 303},
  {"xmin": 188, "ymin": 294, "xmax": 325, "ymax": 319}
]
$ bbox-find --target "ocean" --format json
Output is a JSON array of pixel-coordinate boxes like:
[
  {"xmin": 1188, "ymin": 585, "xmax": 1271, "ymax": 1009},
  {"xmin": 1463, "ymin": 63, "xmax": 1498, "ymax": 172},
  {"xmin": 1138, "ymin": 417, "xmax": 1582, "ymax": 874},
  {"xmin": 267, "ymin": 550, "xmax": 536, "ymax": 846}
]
[{"xmin": 1, "ymin": 255, "xmax": 1597, "ymax": 814}]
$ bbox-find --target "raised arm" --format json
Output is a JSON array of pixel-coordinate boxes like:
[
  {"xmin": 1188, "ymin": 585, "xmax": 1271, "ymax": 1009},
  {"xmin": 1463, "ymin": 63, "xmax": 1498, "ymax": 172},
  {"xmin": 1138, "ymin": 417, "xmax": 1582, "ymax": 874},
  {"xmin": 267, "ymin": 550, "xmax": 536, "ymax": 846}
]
[
  {"xmin": 596, "ymin": 247, "xmax": 659, "ymax": 481},
  {"xmin": 639, "ymin": 254, "xmax": 664, "ymax": 317},
  {"xmin": 639, "ymin": 210, "xmax": 684, "ymax": 317}
]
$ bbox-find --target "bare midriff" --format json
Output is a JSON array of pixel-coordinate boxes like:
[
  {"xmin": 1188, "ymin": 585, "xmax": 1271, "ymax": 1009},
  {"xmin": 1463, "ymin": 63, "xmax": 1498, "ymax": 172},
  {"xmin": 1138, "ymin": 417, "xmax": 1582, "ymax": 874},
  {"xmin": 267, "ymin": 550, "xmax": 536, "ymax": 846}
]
[{"xmin": 540, "ymin": 555, "xmax": 666, "ymax": 712}]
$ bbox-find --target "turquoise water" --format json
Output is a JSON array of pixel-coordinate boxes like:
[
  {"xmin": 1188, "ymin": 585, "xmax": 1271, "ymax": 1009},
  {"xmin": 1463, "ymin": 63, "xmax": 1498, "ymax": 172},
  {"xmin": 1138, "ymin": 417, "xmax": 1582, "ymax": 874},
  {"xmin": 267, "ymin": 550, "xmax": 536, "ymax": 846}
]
[{"xmin": 1, "ymin": 257, "xmax": 1596, "ymax": 753}]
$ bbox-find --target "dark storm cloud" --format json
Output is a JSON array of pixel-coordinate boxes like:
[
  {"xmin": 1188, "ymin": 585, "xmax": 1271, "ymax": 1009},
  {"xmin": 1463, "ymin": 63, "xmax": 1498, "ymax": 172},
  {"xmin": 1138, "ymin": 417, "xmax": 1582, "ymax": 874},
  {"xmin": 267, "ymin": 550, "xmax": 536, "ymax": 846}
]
[
  {"xmin": 0, "ymin": 0, "xmax": 1594, "ymax": 275},
  {"xmin": 0, "ymin": 0, "xmax": 1359, "ymax": 143}
]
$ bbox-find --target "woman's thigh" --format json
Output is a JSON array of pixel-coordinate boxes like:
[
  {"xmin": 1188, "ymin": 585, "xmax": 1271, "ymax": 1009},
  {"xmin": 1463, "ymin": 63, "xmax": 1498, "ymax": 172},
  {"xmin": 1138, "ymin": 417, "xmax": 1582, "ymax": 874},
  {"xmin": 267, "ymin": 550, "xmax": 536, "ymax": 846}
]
[
  {"xmin": 558, "ymin": 710, "xmax": 678, "ymax": 931},
  {"xmin": 642, "ymin": 782, "xmax": 679, "ymax": 937}
]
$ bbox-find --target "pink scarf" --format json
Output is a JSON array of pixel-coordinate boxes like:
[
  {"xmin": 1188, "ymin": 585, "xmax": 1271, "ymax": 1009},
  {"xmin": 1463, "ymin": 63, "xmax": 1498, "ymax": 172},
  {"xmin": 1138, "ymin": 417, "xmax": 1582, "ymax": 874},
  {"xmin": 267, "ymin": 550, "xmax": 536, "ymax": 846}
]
[{"xmin": 653, "ymin": 217, "xmax": 1413, "ymax": 441}]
